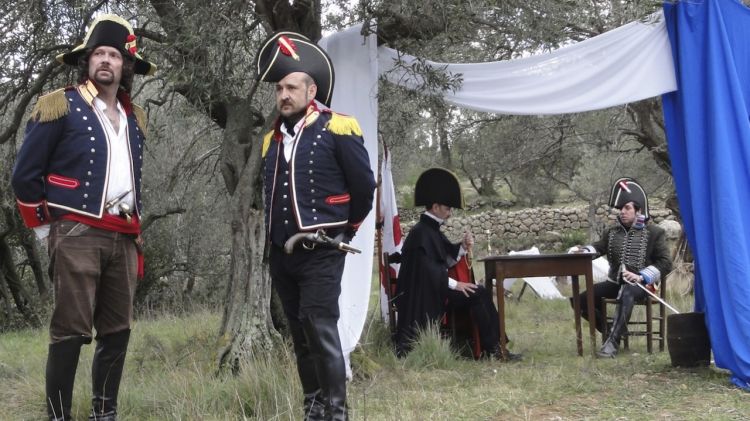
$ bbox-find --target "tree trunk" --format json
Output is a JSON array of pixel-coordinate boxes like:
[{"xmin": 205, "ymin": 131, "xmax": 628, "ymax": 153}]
[
  {"xmin": 216, "ymin": 103, "xmax": 280, "ymax": 372},
  {"xmin": 587, "ymin": 200, "xmax": 602, "ymax": 240},
  {"xmin": 17, "ymin": 226, "xmax": 48, "ymax": 299},
  {"xmin": 0, "ymin": 271, "xmax": 13, "ymax": 319},
  {"xmin": 478, "ymin": 175, "xmax": 498, "ymax": 197},
  {"xmin": 1, "ymin": 148, "xmax": 45, "ymax": 320},
  {"xmin": 625, "ymin": 99, "xmax": 672, "ymax": 175},
  {"xmin": 217, "ymin": 206, "xmax": 280, "ymax": 372},
  {"xmin": 435, "ymin": 106, "xmax": 452, "ymax": 169},
  {"xmin": 0, "ymin": 234, "xmax": 39, "ymax": 325}
]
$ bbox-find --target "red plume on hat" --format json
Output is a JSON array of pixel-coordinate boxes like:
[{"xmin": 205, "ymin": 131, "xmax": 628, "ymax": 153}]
[{"xmin": 277, "ymin": 35, "xmax": 300, "ymax": 61}]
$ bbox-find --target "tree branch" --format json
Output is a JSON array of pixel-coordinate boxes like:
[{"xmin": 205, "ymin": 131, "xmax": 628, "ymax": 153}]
[
  {"xmin": 141, "ymin": 207, "xmax": 187, "ymax": 232},
  {"xmin": 0, "ymin": 61, "xmax": 63, "ymax": 145}
]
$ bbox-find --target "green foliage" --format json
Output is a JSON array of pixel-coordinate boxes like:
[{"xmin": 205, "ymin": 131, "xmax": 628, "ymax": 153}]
[
  {"xmin": 401, "ymin": 322, "xmax": 459, "ymax": 371},
  {"xmin": 560, "ymin": 229, "xmax": 589, "ymax": 250}
]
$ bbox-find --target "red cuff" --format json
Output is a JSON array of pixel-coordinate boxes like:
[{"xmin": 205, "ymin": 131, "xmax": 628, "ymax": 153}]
[
  {"xmin": 16, "ymin": 199, "xmax": 50, "ymax": 228},
  {"xmin": 348, "ymin": 221, "xmax": 362, "ymax": 231}
]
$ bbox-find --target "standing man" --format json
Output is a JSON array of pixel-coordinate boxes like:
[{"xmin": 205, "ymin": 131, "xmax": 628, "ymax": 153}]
[
  {"xmin": 256, "ymin": 32, "xmax": 376, "ymax": 420},
  {"xmin": 394, "ymin": 168, "xmax": 520, "ymax": 360},
  {"xmin": 11, "ymin": 14, "xmax": 156, "ymax": 421}
]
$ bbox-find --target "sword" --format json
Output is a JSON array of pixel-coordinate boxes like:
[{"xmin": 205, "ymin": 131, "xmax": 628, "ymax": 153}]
[
  {"xmin": 620, "ymin": 264, "xmax": 680, "ymax": 314},
  {"xmin": 104, "ymin": 189, "xmax": 132, "ymax": 210}
]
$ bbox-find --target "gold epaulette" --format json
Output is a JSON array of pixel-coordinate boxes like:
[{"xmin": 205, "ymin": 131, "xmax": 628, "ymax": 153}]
[
  {"xmin": 132, "ymin": 104, "xmax": 149, "ymax": 137},
  {"xmin": 29, "ymin": 89, "xmax": 69, "ymax": 122},
  {"xmin": 325, "ymin": 112, "xmax": 362, "ymax": 136},
  {"xmin": 262, "ymin": 130, "xmax": 275, "ymax": 158}
]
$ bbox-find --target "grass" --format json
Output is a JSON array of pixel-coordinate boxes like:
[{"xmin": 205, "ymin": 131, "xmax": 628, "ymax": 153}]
[{"xmin": 1, "ymin": 281, "xmax": 748, "ymax": 420}]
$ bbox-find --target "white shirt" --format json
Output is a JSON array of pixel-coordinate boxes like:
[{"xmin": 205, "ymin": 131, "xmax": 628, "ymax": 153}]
[
  {"xmin": 281, "ymin": 119, "xmax": 306, "ymax": 162},
  {"xmin": 424, "ymin": 211, "xmax": 467, "ymax": 290},
  {"xmin": 92, "ymin": 97, "xmax": 134, "ymax": 215}
]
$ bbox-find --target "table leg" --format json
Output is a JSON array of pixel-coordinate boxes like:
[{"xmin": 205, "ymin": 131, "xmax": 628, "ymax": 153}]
[
  {"xmin": 498, "ymin": 276, "xmax": 507, "ymax": 360},
  {"xmin": 571, "ymin": 274, "xmax": 583, "ymax": 356},
  {"xmin": 585, "ymin": 268, "xmax": 597, "ymax": 355},
  {"xmin": 486, "ymin": 263, "xmax": 508, "ymax": 360}
]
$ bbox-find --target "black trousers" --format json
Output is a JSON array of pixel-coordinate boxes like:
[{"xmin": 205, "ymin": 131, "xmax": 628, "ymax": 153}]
[
  {"xmin": 269, "ymin": 244, "xmax": 347, "ymax": 399},
  {"xmin": 576, "ymin": 281, "xmax": 648, "ymax": 333},
  {"xmin": 446, "ymin": 285, "xmax": 500, "ymax": 352},
  {"xmin": 270, "ymin": 245, "xmax": 346, "ymax": 321}
]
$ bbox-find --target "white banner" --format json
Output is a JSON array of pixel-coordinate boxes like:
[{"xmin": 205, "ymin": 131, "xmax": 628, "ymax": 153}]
[
  {"xmin": 319, "ymin": 25, "xmax": 379, "ymax": 379},
  {"xmin": 379, "ymin": 11, "xmax": 676, "ymax": 115}
]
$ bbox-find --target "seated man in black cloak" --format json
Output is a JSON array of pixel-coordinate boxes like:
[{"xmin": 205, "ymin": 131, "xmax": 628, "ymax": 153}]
[{"xmin": 393, "ymin": 168, "xmax": 520, "ymax": 360}]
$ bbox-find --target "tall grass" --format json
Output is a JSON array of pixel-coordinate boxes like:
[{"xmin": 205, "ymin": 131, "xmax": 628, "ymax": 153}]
[
  {"xmin": 2, "ymin": 282, "xmax": 749, "ymax": 420},
  {"xmin": 0, "ymin": 311, "xmax": 302, "ymax": 420}
]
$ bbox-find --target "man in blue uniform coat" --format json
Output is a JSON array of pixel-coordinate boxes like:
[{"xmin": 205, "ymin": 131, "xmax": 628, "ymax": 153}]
[
  {"xmin": 256, "ymin": 31, "xmax": 376, "ymax": 420},
  {"xmin": 11, "ymin": 14, "xmax": 156, "ymax": 421}
]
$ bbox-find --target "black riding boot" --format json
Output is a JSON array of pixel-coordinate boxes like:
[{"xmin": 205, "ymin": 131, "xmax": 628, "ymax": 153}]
[
  {"xmin": 289, "ymin": 319, "xmax": 325, "ymax": 421},
  {"xmin": 89, "ymin": 329, "xmax": 130, "ymax": 421},
  {"xmin": 46, "ymin": 338, "xmax": 86, "ymax": 420},
  {"xmin": 303, "ymin": 316, "xmax": 348, "ymax": 421},
  {"xmin": 597, "ymin": 287, "xmax": 636, "ymax": 358}
]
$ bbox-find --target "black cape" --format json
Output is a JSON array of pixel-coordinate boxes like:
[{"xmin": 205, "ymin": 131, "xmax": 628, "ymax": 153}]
[{"xmin": 394, "ymin": 214, "xmax": 460, "ymax": 354}]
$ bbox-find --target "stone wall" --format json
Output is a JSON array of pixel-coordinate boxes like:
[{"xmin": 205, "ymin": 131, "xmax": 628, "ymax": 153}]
[{"xmin": 399, "ymin": 205, "xmax": 676, "ymax": 253}]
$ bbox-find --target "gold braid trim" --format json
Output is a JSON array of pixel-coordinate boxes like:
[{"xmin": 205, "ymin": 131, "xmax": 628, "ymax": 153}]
[
  {"xmin": 262, "ymin": 130, "xmax": 274, "ymax": 158},
  {"xmin": 325, "ymin": 113, "xmax": 362, "ymax": 136},
  {"xmin": 29, "ymin": 89, "xmax": 69, "ymax": 122},
  {"xmin": 132, "ymin": 104, "xmax": 149, "ymax": 138}
]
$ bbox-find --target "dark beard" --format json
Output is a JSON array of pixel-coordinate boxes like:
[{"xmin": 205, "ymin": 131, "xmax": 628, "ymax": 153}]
[
  {"xmin": 93, "ymin": 69, "xmax": 116, "ymax": 86},
  {"xmin": 281, "ymin": 109, "xmax": 307, "ymax": 131}
]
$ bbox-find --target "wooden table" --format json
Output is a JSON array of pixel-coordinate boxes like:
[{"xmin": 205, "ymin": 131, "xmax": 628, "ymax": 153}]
[{"xmin": 480, "ymin": 253, "xmax": 597, "ymax": 358}]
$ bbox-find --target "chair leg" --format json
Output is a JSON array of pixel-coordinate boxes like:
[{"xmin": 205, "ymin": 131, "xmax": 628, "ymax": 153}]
[
  {"xmin": 659, "ymin": 302, "xmax": 666, "ymax": 352},
  {"xmin": 601, "ymin": 299, "xmax": 609, "ymax": 344},
  {"xmin": 602, "ymin": 295, "xmax": 667, "ymax": 353},
  {"xmin": 646, "ymin": 299, "xmax": 653, "ymax": 354},
  {"xmin": 388, "ymin": 304, "xmax": 397, "ymax": 339}
]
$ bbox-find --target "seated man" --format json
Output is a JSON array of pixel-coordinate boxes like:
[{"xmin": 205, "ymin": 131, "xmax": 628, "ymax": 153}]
[
  {"xmin": 572, "ymin": 177, "xmax": 672, "ymax": 358},
  {"xmin": 393, "ymin": 168, "xmax": 520, "ymax": 360}
]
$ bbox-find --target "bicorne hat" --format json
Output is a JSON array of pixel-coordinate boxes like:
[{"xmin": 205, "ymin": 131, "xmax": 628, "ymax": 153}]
[
  {"xmin": 609, "ymin": 177, "xmax": 649, "ymax": 219},
  {"xmin": 414, "ymin": 168, "xmax": 465, "ymax": 209},
  {"xmin": 56, "ymin": 14, "xmax": 157, "ymax": 76},
  {"xmin": 256, "ymin": 31, "xmax": 334, "ymax": 107}
]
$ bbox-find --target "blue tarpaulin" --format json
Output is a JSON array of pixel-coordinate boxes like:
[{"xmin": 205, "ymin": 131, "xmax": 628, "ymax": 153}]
[{"xmin": 662, "ymin": 0, "xmax": 750, "ymax": 389}]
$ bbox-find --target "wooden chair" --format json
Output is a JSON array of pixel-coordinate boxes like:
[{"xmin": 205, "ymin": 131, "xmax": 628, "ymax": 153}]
[
  {"xmin": 446, "ymin": 256, "xmax": 482, "ymax": 359},
  {"xmin": 602, "ymin": 277, "xmax": 667, "ymax": 353}
]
